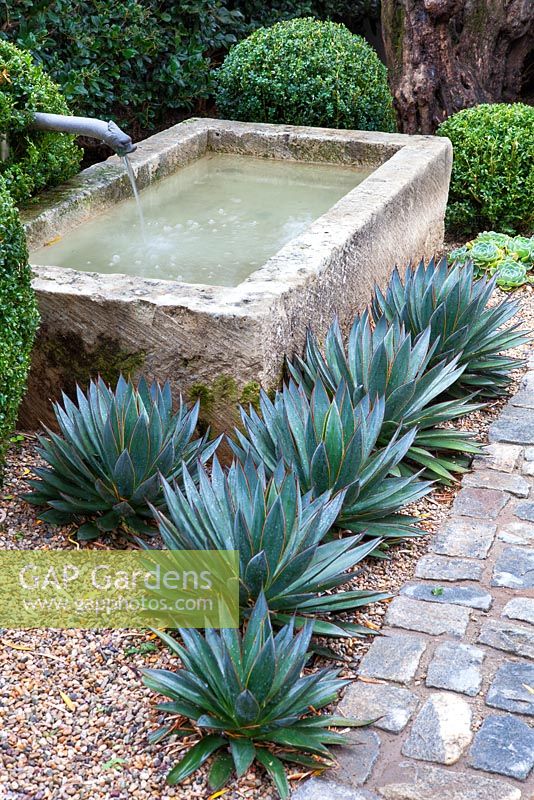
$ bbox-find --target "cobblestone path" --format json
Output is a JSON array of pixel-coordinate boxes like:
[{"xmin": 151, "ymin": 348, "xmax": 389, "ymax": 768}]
[{"xmin": 293, "ymin": 355, "xmax": 534, "ymax": 800}]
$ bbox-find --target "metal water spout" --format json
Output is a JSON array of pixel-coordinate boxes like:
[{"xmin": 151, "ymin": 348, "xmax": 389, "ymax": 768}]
[{"xmin": 31, "ymin": 112, "xmax": 136, "ymax": 156}]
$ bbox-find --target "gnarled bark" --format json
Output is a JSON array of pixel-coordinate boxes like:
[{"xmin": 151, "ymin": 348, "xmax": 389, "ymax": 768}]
[{"xmin": 381, "ymin": 0, "xmax": 534, "ymax": 133}]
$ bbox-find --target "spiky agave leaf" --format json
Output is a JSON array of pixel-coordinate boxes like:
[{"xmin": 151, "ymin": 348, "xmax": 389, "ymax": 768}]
[
  {"xmin": 371, "ymin": 258, "xmax": 532, "ymax": 397},
  {"xmin": 144, "ymin": 594, "xmax": 370, "ymax": 798},
  {"xmin": 153, "ymin": 454, "xmax": 390, "ymax": 635},
  {"xmin": 24, "ymin": 375, "xmax": 220, "ymax": 539},
  {"xmin": 230, "ymin": 379, "xmax": 432, "ymax": 540},
  {"xmin": 288, "ymin": 311, "xmax": 483, "ymax": 482}
]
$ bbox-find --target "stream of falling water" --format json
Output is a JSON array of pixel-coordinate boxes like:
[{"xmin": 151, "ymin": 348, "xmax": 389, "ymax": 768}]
[{"xmin": 122, "ymin": 155, "xmax": 146, "ymax": 242}]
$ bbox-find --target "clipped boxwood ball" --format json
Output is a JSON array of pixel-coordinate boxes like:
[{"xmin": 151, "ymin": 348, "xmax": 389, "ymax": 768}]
[
  {"xmin": 437, "ymin": 103, "xmax": 534, "ymax": 235},
  {"xmin": 0, "ymin": 178, "xmax": 39, "ymax": 462},
  {"xmin": 215, "ymin": 17, "xmax": 396, "ymax": 132},
  {"xmin": 0, "ymin": 40, "xmax": 82, "ymax": 204}
]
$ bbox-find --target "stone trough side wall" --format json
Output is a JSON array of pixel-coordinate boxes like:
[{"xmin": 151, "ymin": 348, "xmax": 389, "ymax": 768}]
[{"xmin": 19, "ymin": 119, "xmax": 452, "ymax": 435}]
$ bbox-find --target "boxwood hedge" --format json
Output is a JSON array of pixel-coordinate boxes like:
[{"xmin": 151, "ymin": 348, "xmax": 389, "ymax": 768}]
[
  {"xmin": 0, "ymin": 180, "xmax": 39, "ymax": 463},
  {"xmin": 215, "ymin": 18, "xmax": 395, "ymax": 131},
  {"xmin": 437, "ymin": 103, "xmax": 534, "ymax": 235},
  {"xmin": 0, "ymin": 40, "xmax": 82, "ymax": 205}
]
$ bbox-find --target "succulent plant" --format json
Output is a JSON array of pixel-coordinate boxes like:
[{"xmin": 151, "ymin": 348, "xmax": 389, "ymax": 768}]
[
  {"xmin": 449, "ymin": 245, "xmax": 470, "ymax": 265},
  {"xmin": 469, "ymin": 240, "xmax": 503, "ymax": 268},
  {"xmin": 475, "ymin": 231, "xmax": 512, "ymax": 248},
  {"xmin": 144, "ymin": 594, "xmax": 370, "ymax": 798},
  {"xmin": 491, "ymin": 259, "xmax": 529, "ymax": 290},
  {"xmin": 24, "ymin": 376, "xmax": 220, "ymax": 540},
  {"xmin": 287, "ymin": 312, "xmax": 482, "ymax": 482},
  {"xmin": 230, "ymin": 379, "xmax": 432, "ymax": 540},
  {"xmin": 508, "ymin": 235, "xmax": 534, "ymax": 263},
  {"xmin": 153, "ymin": 454, "xmax": 390, "ymax": 637},
  {"xmin": 449, "ymin": 232, "xmax": 534, "ymax": 289},
  {"xmin": 372, "ymin": 258, "xmax": 531, "ymax": 396}
]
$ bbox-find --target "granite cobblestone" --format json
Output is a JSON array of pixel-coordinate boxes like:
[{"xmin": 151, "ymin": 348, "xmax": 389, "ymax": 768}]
[{"xmin": 294, "ymin": 369, "xmax": 534, "ymax": 798}]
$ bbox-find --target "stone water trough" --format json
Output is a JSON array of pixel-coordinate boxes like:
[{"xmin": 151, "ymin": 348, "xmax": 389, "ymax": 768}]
[{"xmin": 20, "ymin": 118, "xmax": 452, "ymax": 433}]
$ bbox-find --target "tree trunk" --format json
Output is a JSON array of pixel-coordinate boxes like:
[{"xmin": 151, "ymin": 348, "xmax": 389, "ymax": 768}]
[{"xmin": 381, "ymin": 0, "xmax": 534, "ymax": 133}]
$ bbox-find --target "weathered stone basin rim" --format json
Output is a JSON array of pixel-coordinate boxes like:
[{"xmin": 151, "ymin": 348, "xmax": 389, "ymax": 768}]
[{"xmin": 20, "ymin": 118, "xmax": 452, "ymax": 434}]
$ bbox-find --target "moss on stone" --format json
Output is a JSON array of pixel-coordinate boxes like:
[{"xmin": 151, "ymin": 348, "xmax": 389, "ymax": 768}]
[
  {"xmin": 464, "ymin": 1, "xmax": 489, "ymax": 34},
  {"xmin": 39, "ymin": 329, "xmax": 145, "ymax": 395},
  {"xmin": 189, "ymin": 375, "xmax": 262, "ymax": 434},
  {"xmin": 188, "ymin": 382, "xmax": 214, "ymax": 413},
  {"xmin": 391, "ymin": 5, "xmax": 405, "ymax": 67},
  {"xmin": 240, "ymin": 380, "xmax": 261, "ymax": 410}
]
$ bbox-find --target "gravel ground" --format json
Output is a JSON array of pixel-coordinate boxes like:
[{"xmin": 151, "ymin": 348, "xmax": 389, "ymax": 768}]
[{"xmin": 0, "ymin": 282, "xmax": 532, "ymax": 800}]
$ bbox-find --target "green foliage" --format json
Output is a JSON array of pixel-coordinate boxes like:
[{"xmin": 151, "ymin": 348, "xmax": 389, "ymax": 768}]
[
  {"xmin": 154, "ymin": 454, "xmax": 390, "ymax": 636},
  {"xmin": 450, "ymin": 231, "xmax": 534, "ymax": 290},
  {"xmin": 24, "ymin": 376, "xmax": 220, "ymax": 540},
  {"xmin": 144, "ymin": 594, "xmax": 368, "ymax": 797},
  {"xmin": 215, "ymin": 17, "xmax": 395, "ymax": 131},
  {"xmin": 2, "ymin": 3, "xmax": 382, "ymax": 137},
  {"xmin": 0, "ymin": 180, "xmax": 39, "ymax": 465},
  {"xmin": 1, "ymin": 1, "xmax": 244, "ymax": 136},
  {"xmin": 371, "ymin": 259, "xmax": 532, "ymax": 398},
  {"xmin": 231, "ymin": 0, "xmax": 380, "ymax": 30},
  {"xmin": 0, "ymin": 40, "xmax": 81, "ymax": 204},
  {"xmin": 288, "ymin": 313, "xmax": 482, "ymax": 483},
  {"xmin": 230, "ymin": 380, "xmax": 431, "ymax": 540},
  {"xmin": 437, "ymin": 103, "xmax": 534, "ymax": 235}
]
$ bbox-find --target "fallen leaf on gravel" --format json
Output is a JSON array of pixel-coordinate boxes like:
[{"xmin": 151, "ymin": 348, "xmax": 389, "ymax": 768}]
[
  {"xmin": 364, "ymin": 621, "xmax": 381, "ymax": 630},
  {"xmin": 102, "ymin": 757, "xmax": 127, "ymax": 771},
  {"xmin": 2, "ymin": 640, "xmax": 34, "ymax": 651},
  {"xmin": 208, "ymin": 790, "xmax": 229, "ymax": 800},
  {"xmin": 357, "ymin": 676, "xmax": 387, "ymax": 684},
  {"xmin": 59, "ymin": 690, "xmax": 76, "ymax": 711}
]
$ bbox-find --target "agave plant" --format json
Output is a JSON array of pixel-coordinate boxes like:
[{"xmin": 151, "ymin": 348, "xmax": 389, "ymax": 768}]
[
  {"xmin": 144, "ymin": 594, "xmax": 369, "ymax": 798},
  {"xmin": 153, "ymin": 454, "xmax": 390, "ymax": 637},
  {"xmin": 24, "ymin": 375, "xmax": 220, "ymax": 540},
  {"xmin": 287, "ymin": 312, "xmax": 482, "ymax": 482},
  {"xmin": 230, "ymin": 379, "xmax": 432, "ymax": 540},
  {"xmin": 371, "ymin": 258, "xmax": 531, "ymax": 396}
]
